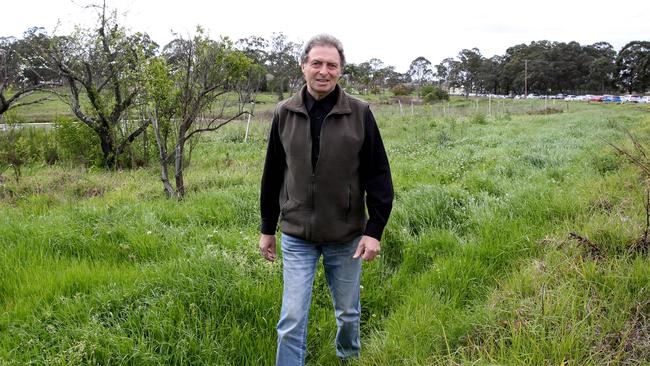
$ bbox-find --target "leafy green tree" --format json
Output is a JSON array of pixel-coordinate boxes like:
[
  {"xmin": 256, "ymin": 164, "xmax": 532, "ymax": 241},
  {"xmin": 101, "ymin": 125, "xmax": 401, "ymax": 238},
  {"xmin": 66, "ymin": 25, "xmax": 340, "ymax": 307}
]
[
  {"xmin": 383, "ymin": 67, "xmax": 408, "ymax": 88},
  {"xmin": 616, "ymin": 41, "xmax": 650, "ymax": 93},
  {"xmin": 585, "ymin": 42, "xmax": 616, "ymax": 94},
  {"xmin": 343, "ymin": 62, "xmax": 371, "ymax": 93},
  {"xmin": 265, "ymin": 33, "xmax": 301, "ymax": 101},
  {"xmin": 457, "ymin": 48, "xmax": 484, "ymax": 97},
  {"xmin": 144, "ymin": 31, "xmax": 253, "ymax": 198},
  {"xmin": 235, "ymin": 35, "xmax": 269, "ymax": 94},
  {"xmin": 435, "ymin": 57, "xmax": 461, "ymax": 91},
  {"xmin": 480, "ymin": 55, "xmax": 505, "ymax": 94},
  {"xmin": 408, "ymin": 56, "xmax": 433, "ymax": 94}
]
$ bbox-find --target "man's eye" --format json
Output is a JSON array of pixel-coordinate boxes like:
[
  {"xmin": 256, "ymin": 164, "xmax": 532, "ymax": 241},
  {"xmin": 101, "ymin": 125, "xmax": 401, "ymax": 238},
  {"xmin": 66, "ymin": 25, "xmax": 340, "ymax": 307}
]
[
  {"xmin": 327, "ymin": 64, "xmax": 339, "ymax": 70},
  {"xmin": 311, "ymin": 61, "xmax": 322, "ymax": 67}
]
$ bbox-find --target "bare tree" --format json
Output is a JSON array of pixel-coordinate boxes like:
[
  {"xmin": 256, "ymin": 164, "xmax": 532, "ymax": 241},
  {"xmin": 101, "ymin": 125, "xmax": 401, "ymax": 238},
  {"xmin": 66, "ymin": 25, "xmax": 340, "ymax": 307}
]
[
  {"xmin": 0, "ymin": 28, "xmax": 54, "ymax": 118},
  {"xmin": 48, "ymin": 4, "xmax": 156, "ymax": 168}
]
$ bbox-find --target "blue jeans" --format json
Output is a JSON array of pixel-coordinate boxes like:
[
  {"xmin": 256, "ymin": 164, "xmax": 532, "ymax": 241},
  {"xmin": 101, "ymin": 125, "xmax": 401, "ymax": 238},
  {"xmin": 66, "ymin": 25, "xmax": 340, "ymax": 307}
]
[{"xmin": 276, "ymin": 233, "xmax": 362, "ymax": 366}]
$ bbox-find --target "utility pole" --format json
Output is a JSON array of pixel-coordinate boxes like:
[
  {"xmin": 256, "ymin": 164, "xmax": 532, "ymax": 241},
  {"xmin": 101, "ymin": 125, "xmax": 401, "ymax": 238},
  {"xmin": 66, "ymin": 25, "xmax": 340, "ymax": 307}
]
[{"xmin": 524, "ymin": 59, "xmax": 528, "ymax": 97}]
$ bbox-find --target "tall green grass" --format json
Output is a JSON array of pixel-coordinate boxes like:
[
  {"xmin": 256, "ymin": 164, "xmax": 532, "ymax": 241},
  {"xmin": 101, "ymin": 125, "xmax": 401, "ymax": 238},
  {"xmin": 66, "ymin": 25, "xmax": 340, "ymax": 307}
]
[{"xmin": 1, "ymin": 102, "xmax": 649, "ymax": 365}]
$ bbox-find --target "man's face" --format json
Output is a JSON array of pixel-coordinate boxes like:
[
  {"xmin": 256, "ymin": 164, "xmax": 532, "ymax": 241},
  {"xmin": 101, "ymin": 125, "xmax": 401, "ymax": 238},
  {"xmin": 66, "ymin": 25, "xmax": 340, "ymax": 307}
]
[{"xmin": 301, "ymin": 45, "xmax": 341, "ymax": 100}]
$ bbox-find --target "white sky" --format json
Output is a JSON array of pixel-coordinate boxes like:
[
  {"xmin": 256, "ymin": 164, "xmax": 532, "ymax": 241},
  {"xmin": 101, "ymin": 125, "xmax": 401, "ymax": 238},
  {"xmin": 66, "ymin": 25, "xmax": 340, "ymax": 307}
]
[{"xmin": 2, "ymin": 0, "xmax": 649, "ymax": 73}]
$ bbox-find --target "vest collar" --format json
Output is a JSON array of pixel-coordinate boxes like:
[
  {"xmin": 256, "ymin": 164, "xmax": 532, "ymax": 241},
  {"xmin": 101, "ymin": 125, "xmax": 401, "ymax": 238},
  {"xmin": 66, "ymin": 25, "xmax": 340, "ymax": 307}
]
[{"xmin": 284, "ymin": 85, "xmax": 352, "ymax": 116}]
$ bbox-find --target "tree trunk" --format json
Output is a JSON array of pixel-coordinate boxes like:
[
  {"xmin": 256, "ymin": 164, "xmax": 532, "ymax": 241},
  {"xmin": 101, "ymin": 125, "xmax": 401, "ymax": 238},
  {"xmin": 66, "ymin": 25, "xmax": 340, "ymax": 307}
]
[
  {"xmin": 276, "ymin": 77, "xmax": 284, "ymax": 101},
  {"xmin": 151, "ymin": 114, "xmax": 175, "ymax": 198},
  {"xmin": 175, "ymin": 125, "xmax": 187, "ymax": 198},
  {"xmin": 98, "ymin": 132, "xmax": 116, "ymax": 169},
  {"xmin": 143, "ymin": 126, "xmax": 149, "ymax": 166}
]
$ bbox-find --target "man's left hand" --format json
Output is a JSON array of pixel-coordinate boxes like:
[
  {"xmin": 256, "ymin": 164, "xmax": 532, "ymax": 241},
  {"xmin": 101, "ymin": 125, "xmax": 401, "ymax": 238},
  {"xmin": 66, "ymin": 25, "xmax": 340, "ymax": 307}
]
[{"xmin": 353, "ymin": 235, "xmax": 381, "ymax": 261}]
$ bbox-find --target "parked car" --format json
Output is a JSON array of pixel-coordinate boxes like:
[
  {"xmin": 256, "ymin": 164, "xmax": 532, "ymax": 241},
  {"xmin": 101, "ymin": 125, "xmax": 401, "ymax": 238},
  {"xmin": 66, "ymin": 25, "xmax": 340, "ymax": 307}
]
[
  {"xmin": 589, "ymin": 95, "xmax": 604, "ymax": 102},
  {"xmin": 624, "ymin": 95, "xmax": 642, "ymax": 103},
  {"xmin": 602, "ymin": 95, "xmax": 622, "ymax": 103}
]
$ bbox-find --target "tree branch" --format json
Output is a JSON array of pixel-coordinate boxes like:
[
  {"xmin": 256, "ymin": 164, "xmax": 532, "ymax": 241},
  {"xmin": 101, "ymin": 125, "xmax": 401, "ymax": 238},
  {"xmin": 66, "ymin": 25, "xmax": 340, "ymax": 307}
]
[
  {"xmin": 116, "ymin": 119, "xmax": 151, "ymax": 156},
  {"xmin": 182, "ymin": 111, "xmax": 249, "ymax": 143},
  {"xmin": 8, "ymin": 96, "xmax": 51, "ymax": 110},
  {"xmin": 605, "ymin": 139, "xmax": 650, "ymax": 177}
]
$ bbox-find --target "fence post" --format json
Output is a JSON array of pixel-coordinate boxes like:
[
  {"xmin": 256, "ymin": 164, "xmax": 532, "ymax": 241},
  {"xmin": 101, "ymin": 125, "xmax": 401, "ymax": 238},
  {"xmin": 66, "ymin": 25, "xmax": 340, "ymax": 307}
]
[
  {"xmin": 244, "ymin": 101, "xmax": 255, "ymax": 143},
  {"xmin": 244, "ymin": 113, "xmax": 252, "ymax": 143},
  {"xmin": 545, "ymin": 96, "xmax": 548, "ymax": 110},
  {"xmin": 488, "ymin": 95, "xmax": 492, "ymax": 117}
]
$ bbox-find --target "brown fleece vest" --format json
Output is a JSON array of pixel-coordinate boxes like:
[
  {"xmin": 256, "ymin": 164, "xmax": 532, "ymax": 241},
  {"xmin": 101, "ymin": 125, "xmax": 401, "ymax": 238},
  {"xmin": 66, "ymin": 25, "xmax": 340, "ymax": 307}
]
[{"xmin": 277, "ymin": 86, "xmax": 367, "ymax": 243}]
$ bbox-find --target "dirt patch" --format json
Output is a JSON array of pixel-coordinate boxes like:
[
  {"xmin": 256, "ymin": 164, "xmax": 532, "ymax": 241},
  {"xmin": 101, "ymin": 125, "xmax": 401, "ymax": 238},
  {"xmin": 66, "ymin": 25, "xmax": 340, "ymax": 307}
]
[
  {"xmin": 596, "ymin": 300, "xmax": 650, "ymax": 365},
  {"xmin": 569, "ymin": 231, "xmax": 601, "ymax": 259},
  {"xmin": 589, "ymin": 198, "xmax": 614, "ymax": 214}
]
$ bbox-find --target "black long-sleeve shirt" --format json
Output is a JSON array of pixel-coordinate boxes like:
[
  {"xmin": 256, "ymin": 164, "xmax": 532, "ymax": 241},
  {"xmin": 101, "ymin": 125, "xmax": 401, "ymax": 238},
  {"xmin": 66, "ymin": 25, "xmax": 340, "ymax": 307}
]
[{"xmin": 260, "ymin": 88, "xmax": 393, "ymax": 241}]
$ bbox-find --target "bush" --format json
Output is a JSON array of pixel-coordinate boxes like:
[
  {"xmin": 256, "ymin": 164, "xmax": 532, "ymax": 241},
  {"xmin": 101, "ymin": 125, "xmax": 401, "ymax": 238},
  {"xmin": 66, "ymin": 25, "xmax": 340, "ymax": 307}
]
[
  {"xmin": 17, "ymin": 127, "xmax": 59, "ymax": 165},
  {"xmin": 421, "ymin": 85, "xmax": 450, "ymax": 104},
  {"xmin": 54, "ymin": 116, "xmax": 102, "ymax": 166},
  {"xmin": 0, "ymin": 113, "xmax": 60, "ymax": 175},
  {"xmin": 0, "ymin": 128, "xmax": 25, "ymax": 182},
  {"xmin": 391, "ymin": 84, "xmax": 413, "ymax": 96}
]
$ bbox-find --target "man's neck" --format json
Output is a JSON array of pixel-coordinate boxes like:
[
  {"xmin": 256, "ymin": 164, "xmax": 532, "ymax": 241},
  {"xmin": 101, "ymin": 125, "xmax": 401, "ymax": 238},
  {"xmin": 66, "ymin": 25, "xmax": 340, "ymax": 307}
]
[{"xmin": 307, "ymin": 87, "xmax": 334, "ymax": 101}]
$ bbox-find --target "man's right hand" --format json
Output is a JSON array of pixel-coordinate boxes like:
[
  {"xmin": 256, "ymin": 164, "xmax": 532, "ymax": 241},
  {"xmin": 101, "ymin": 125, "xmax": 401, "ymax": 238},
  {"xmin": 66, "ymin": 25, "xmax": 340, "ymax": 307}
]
[{"xmin": 259, "ymin": 234, "xmax": 277, "ymax": 262}]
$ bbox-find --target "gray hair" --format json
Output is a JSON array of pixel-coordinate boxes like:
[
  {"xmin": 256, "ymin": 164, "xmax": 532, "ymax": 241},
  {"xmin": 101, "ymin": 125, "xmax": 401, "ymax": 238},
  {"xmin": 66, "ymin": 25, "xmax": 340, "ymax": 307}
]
[{"xmin": 300, "ymin": 34, "xmax": 346, "ymax": 69}]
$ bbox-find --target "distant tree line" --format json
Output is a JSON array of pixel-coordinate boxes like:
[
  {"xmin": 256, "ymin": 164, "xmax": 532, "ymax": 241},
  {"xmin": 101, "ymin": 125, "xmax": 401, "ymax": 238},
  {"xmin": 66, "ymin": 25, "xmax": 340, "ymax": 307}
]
[
  {"xmin": 431, "ymin": 41, "xmax": 650, "ymax": 96},
  {"xmin": 3, "ymin": 27, "xmax": 649, "ymax": 118},
  {"xmin": 341, "ymin": 40, "xmax": 650, "ymax": 97}
]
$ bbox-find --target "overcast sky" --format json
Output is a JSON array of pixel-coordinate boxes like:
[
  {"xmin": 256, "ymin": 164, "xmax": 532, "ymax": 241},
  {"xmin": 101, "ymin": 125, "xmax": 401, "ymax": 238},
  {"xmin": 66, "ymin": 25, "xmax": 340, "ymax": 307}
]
[{"xmin": 2, "ymin": 0, "xmax": 649, "ymax": 73}]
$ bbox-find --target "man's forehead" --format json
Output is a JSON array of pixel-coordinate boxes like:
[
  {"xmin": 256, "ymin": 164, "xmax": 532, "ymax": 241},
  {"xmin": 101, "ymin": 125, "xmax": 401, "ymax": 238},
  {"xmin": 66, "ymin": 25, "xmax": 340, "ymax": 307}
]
[{"xmin": 307, "ymin": 46, "xmax": 340, "ymax": 63}]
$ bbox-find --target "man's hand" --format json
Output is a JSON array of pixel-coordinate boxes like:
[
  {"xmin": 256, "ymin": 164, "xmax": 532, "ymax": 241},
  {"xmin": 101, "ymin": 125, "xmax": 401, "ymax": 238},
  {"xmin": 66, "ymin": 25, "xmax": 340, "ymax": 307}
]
[
  {"xmin": 353, "ymin": 235, "xmax": 381, "ymax": 261},
  {"xmin": 259, "ymin": 234, "xmax": 277, "ymax": 262}
]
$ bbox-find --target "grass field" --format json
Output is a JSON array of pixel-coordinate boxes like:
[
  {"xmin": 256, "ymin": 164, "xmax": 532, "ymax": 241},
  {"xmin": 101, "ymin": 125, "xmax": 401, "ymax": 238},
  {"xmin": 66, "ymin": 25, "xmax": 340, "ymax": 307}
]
[{"xmin": 1, "ymin": 98, "xmax": 649, "ymax": 365}]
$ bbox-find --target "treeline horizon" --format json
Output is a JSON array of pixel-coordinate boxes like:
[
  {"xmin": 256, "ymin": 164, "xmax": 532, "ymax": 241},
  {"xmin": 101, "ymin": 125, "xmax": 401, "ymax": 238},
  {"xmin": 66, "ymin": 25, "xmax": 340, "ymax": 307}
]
[{"xmin": 2, "ymin": 25, "xmax": 649, "ymax": 100}]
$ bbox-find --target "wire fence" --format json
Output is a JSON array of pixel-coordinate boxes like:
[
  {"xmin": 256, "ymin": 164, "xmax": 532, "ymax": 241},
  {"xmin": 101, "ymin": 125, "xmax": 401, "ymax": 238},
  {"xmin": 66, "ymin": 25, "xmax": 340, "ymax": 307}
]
[{"xmin": 372, "ymin": 97, "xmax": 584, "ymax": 120}]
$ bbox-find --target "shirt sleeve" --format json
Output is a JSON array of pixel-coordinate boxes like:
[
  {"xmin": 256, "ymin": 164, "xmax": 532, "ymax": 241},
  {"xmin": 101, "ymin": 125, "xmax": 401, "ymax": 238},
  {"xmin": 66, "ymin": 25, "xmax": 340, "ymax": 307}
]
[
  {"xmin": 259, "ymin": 112, "xmax": 286, "ymax": 235},
  {"xmin": 360, "ymin": 106, "xmax": 394, "ymax": 240}
]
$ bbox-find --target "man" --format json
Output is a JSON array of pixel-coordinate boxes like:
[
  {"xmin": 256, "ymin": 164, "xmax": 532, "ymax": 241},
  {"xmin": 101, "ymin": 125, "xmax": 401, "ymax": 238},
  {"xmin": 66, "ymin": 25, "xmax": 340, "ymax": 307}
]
[{"xmin": 259, "ymin": 34, "xmax": 393, "ymax": 365}]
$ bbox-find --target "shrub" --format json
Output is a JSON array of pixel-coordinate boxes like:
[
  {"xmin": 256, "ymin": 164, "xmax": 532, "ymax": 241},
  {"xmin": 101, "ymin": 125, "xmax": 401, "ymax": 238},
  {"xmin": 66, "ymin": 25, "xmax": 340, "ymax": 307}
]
[
  {"xmin": 17, "ymin": 127, "xmax": 59, "ymax": 165},
  {"xmin": 0, "ymin": 128, "xmax": 25, "ymax": 183},
  {"xmin": 391, "ymin": 84, "xmax": 413, "ymax": 96},
  {"xmin": 54, "ymin": 116, "xmax": 102, "ymax": 166},
  {"xmin": 0, "ymin": 112, "xmax": 60, "ymax": 173},
  {"xmin": 421, "ymin": 85, "xmax": 449, "ymax": 103}
]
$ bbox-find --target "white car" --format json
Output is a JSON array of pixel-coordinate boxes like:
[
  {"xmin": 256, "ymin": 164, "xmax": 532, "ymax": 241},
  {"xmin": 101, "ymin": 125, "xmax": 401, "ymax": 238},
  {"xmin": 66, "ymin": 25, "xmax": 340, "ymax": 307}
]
[{"xmin": 623, "ymin": 95, "xmax": 642, "ymax": 103}]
